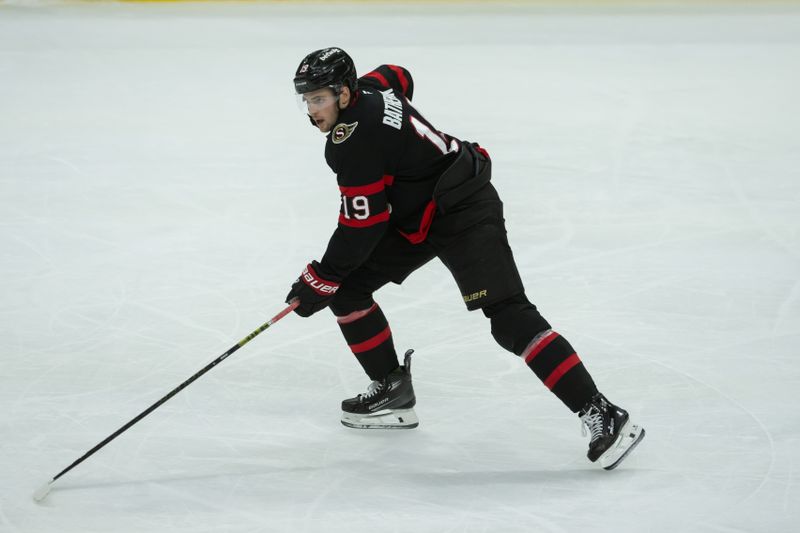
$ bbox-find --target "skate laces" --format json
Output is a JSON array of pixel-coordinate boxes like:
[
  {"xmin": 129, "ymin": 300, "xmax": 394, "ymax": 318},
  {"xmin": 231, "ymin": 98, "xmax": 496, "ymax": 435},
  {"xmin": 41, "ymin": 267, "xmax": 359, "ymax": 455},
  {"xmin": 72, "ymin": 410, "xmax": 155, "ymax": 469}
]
[
  {"xmin": 358, "ymin": 380, "xmax": 384, "ymax": 401},
  {"xmin": 581, "ymin": 407, "xmax": 605, "ymax": 443}
]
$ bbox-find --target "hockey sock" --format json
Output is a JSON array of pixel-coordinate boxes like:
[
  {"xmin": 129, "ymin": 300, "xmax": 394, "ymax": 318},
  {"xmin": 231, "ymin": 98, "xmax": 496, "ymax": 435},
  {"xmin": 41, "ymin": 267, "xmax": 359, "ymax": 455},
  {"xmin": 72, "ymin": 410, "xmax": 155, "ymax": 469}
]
[
  {"xmin": 337, "ymin": 303, "xmax": 399, "ymax": 381},
  {"xmin": 483, "ymin": 294, "xmax": 598, "ymax": 413},
  {"xmin": 521, "ymin": 330, "xmax": 598, "ymax": 413}
]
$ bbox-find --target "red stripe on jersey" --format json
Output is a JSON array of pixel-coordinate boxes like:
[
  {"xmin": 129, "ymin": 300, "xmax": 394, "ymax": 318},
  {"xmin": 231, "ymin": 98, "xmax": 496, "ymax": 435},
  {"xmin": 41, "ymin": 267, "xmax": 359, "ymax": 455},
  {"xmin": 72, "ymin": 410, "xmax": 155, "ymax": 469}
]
[
  {"xmin": 349, "ymin": 326, "xmax": 392, "ymax": 354},
  {"xmin": 544, "ymin": 353, "xmax": 581, "ymax": 389},
  {"xmin": 339, "ymin": 210, "xmax": 390, "ymax": 228},
  {"xmin": 383, "ymin": 174, "xmax": 395, "ymax": 186},
  {"xmin": 523, "ymin": 330, "xmax": 559, "ymax": 364},
  {"xmin": 339, "ymin": 179, "xmax": 385, "ymax": 197},
  {"xmin": 387, "ymin": 65, "xmax": 409, "ymax": 94},
  {"xmin": 398, "ymin": 200, "xmax": 436, "ymax": 244},
  {"xmin": 364, "ymin": 71, "xmax": 389, "ymax": 87}
]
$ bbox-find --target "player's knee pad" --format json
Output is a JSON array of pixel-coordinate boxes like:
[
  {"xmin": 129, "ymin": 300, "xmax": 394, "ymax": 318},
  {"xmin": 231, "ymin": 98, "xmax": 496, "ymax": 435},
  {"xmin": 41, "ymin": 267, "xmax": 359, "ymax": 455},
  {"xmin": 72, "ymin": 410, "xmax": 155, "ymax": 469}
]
[{"xmin": 482, "ymin": 293, "xmax": 551, "ymax": 355}]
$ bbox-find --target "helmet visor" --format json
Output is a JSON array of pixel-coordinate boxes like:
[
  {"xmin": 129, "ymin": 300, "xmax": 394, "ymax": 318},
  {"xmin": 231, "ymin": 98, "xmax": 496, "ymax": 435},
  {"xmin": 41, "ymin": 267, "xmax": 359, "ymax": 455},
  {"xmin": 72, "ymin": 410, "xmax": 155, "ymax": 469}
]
[{"xmin": 295, "ymin": 87, "xmax": 340, "ymax": 115}]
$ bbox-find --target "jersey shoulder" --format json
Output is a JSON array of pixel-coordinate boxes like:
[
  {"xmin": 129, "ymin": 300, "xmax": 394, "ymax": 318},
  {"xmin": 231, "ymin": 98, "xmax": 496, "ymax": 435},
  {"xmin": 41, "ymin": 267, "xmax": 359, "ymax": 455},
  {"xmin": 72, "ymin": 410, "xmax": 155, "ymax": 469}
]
[
  {"xmin": 359, "ymin": 64, "xmax": 414, "ymax": 100},
  {"xmin": 342, "ymin": 89, "xmax": 388, "ymax": 129}
]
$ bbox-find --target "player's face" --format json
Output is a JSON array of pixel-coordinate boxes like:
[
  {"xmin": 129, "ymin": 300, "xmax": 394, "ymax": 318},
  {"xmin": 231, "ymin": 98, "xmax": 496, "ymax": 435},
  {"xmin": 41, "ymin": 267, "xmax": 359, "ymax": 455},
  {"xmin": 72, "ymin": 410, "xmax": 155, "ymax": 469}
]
[{"xmin": 299, "ymin": 88, "xmax": 340, "ymax": 132}]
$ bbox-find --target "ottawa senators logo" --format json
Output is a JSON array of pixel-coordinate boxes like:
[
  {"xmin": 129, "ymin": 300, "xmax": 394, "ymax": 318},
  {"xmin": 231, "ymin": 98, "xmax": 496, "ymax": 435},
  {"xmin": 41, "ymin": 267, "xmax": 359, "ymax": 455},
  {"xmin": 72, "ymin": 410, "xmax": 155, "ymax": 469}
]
[{"xmin": 331, "ymin": 121, "xmax": 358, "ymax": 144}]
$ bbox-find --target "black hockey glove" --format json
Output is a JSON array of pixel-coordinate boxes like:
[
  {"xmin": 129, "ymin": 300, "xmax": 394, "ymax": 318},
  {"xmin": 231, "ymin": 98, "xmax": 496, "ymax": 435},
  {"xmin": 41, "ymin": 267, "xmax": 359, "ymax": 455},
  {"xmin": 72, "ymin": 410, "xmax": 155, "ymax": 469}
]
[{"xmin": 285, "ymin": 261, "xmax": 341, "ymax": 317}]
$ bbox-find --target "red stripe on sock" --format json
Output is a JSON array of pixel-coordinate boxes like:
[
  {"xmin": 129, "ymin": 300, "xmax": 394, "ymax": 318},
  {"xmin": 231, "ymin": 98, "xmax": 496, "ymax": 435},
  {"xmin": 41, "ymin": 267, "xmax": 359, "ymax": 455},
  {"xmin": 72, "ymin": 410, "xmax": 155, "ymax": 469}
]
[
  {"xmin": 523, "ymin": 330, "xmax": 559, "ymax": 364},
  {"xmin": 544, "ymin": 353, "xmax": 581, "ymax": 389},
  {"xmin": 349, "ymin": 326, "xmax": 392, "ymax": 354},
  {"xmin": 336, "ymin": 303, "xmax": 378, "ymax": 324}
]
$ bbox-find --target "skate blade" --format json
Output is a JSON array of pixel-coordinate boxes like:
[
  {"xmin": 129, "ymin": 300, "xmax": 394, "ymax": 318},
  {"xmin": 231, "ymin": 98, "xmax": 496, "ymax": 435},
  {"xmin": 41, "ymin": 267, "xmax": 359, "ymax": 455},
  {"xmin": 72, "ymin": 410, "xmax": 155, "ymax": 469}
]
[
  {"xmin": 599, "ymin": 420, "xmax": 645, "ymax": 470},
  {"xmin": 341, "ymin": 408, "xmax": 419, "ymax": 430}
]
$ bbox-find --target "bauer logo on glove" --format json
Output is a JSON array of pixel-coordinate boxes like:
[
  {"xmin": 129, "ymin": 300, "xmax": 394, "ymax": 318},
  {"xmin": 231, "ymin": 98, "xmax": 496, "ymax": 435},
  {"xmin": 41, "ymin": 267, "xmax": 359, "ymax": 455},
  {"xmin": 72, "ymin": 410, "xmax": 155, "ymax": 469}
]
[
  {"xmin": 302, "ymin": 265, "xmax": 340, "ymax": 295},
  {"xmin": 286, "ymin": 261, "xmax": 341, "ymax": 317}
]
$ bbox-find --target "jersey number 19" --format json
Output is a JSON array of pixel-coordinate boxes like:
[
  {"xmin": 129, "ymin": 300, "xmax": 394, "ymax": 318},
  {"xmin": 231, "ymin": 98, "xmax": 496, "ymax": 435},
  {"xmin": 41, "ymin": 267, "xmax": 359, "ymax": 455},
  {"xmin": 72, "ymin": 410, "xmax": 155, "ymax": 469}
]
[{"xmin": 341, "ymin": 195, "xmax": 370, "ymax": 220}]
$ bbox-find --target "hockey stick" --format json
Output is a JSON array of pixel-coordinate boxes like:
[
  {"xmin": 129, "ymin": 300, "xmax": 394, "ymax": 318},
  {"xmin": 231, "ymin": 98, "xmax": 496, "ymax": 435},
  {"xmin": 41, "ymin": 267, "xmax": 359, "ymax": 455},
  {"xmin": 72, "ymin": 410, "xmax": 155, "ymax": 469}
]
[{"xmin": 33, "ymin": 300, "xmax": 299, "ymax": 502}]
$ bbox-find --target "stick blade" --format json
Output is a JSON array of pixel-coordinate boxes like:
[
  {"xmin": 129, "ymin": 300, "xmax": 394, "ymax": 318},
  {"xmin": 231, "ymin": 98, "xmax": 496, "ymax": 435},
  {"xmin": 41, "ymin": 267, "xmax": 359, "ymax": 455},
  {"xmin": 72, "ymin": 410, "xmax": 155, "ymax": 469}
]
[{"xmin": 32, "ymin": 481, "xmax": 53, "ymax": 502}]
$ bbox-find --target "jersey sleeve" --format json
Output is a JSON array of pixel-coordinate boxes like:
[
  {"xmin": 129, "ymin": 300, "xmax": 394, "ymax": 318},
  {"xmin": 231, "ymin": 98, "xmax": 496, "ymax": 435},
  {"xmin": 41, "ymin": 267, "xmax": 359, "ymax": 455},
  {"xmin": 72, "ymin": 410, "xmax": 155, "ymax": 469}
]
[
  {"xmin": 319, "ymin": 121, "xmax": 391, "ymax": 280},
  {"xmin": 359, "ymin": 64, "xmax": 414, "ymax": 100}
]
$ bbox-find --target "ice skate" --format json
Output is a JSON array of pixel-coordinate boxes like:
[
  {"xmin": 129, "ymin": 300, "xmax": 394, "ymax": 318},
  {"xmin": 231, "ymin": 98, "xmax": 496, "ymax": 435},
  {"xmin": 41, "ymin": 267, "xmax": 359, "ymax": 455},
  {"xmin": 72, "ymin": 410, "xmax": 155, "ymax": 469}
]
[
  {"xmin": 341, "ymin": 349, "xmax": 418, "ymax": 429},
  {"xmin": 579, "ymin": 393, "xmax": 645, "ymax": 470}
]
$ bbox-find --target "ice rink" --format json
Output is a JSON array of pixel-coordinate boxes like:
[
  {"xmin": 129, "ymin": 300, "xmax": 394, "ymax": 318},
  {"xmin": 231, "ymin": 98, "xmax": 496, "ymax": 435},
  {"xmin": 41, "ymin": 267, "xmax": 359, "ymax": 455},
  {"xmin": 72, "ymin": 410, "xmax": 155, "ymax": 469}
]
[{"xmin": 1, "ymin": 1, "xmax": 799, "ymax": 531}]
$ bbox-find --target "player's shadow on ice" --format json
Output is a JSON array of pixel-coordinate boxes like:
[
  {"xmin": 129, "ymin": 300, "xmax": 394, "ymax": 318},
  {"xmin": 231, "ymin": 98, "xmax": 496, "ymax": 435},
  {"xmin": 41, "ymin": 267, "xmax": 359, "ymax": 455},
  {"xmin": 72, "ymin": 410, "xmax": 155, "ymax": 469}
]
[{"xmin": 402, "ymin": 468, "xmax": 625, "ymax": 486}]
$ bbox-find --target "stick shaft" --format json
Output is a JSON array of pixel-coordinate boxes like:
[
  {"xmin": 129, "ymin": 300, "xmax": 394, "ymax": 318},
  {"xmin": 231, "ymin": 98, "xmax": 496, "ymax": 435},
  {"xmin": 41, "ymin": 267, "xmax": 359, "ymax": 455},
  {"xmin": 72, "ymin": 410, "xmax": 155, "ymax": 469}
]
[{"xmin": 50, "ymin": 301, "xmax": 298, "ymax": 483}]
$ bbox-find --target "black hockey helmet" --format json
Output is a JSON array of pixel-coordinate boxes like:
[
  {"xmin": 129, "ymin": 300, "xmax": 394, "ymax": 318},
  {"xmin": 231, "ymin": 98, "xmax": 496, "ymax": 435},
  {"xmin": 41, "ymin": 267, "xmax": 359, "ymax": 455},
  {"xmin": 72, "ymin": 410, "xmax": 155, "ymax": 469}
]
[{"xmin": 294, "ymin": 47, "xmax": 357, "ymax": 95}]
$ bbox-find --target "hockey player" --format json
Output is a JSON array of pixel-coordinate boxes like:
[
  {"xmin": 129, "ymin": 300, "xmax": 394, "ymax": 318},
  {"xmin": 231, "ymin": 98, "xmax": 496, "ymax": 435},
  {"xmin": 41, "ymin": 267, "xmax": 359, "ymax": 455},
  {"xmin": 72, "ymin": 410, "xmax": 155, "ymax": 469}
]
[{"xmin": 286, "ymin": 47, "xmax": 645, "ymax": 469}]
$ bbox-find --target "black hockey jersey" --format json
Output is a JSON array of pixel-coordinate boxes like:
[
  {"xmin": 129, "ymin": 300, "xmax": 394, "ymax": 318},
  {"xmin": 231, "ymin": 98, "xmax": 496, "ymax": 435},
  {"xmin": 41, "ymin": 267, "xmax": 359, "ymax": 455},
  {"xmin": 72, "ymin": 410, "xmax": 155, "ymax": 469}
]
[{"xmin": 319, "ymin": 64, "xmax": 466, "ymax": 281}]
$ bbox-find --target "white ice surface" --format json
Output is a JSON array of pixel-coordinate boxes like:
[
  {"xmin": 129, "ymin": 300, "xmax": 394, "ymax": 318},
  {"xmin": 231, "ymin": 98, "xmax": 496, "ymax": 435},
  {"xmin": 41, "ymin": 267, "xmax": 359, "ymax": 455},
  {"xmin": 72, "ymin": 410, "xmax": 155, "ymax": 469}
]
[{"xmin": 1, "ymin": 2, "xmax": 799, "ymax": 532}]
